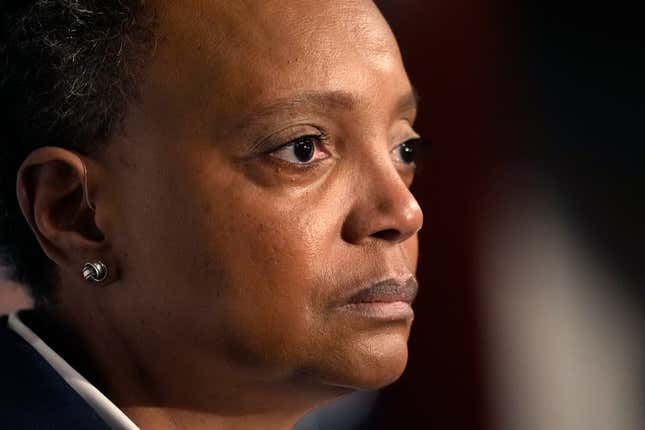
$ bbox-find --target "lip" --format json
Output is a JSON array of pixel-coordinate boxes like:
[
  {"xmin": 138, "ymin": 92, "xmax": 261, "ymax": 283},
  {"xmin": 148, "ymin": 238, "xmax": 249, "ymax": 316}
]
[
  {"xmin": 336, "ymin": 276, "xmax": 418, "ymax": 321},
  {"xmin": 347, "ymin": 277, "xmax": 418, "ymax": 305}
]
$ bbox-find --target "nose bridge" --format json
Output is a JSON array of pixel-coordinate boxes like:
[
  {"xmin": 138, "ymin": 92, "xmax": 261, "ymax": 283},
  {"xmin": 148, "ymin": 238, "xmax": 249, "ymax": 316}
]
[
  {"xmin": 342, "ymin": 148, "xmax": 424, "ymax": 244},
  {"xmin": 371, "ymin": 153, "xmax": 417, "ymax": 215}
]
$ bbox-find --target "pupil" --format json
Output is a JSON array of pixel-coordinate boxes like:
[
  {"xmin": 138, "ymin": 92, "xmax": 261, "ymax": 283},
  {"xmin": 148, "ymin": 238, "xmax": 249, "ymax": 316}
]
[
  {"xmin": 294, "ymin": 137, "xmax": 315, "ymax": 162},
  {"xmin": 400, "ymin": 142, "xmax": 416, "ymax": 164}
]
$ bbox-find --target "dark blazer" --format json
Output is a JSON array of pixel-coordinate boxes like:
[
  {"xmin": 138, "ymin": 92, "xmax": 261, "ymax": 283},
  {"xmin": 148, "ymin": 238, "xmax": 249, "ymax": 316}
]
[{"xmin": 0, "ymin": 315, "xmax": 112, "ymax": 430}]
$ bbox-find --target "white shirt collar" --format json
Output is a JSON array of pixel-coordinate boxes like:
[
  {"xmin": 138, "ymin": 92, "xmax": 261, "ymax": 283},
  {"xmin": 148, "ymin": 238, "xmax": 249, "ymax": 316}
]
[{"xmin": 8, "ymin": 311, "xmax": 141, "ymax": 430}]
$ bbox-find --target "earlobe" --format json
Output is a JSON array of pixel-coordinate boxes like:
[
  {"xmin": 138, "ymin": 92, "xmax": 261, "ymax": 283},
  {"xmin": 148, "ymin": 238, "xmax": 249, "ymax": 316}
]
[{"xmin": 15, "ymin": 147, "xmax": 111, "ymax": 275}]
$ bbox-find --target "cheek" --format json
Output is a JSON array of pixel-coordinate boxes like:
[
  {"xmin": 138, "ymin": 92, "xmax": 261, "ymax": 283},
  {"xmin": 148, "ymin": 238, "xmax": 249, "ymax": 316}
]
[
  {"xmin": 109, "ymin": 146, "xmax": 332, "ymax": 349},
  {"xmin": 202, "ymin": 188, "xmax": 331, "ymax": 289},
  {"xmin": 402, "ymin": 234, "xmax": 419, "ymax": 273},
  {"xmin": 188, "ymin": 178, "xmax": 339, "ymax": 364}
]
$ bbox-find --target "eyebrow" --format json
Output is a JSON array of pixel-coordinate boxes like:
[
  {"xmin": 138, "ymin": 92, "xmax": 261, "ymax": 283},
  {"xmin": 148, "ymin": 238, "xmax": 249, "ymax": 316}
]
[
  {"xmin": 237, "ymin": 87, "xmax": 420, "ymax": 127},
  {"xmin": 397, "ymin": 87, "xmax": 420, "ymax": 115}
]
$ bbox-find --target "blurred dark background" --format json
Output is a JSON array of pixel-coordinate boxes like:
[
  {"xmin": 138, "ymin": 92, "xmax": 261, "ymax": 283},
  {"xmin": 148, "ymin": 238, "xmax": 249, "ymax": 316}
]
[
  {"xmin": 2, "ymin": 1, "xmax": 643, "ymax": 429},
  {"xmin": 364, "ymin": 1, "xmax": 643, "ymax": 429}
]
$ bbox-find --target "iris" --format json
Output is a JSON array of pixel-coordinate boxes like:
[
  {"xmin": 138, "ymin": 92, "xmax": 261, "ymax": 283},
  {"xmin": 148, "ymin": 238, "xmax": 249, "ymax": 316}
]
[{"xmin": 292, "ymin": 137, "xmax": 316, "ymax": 163}]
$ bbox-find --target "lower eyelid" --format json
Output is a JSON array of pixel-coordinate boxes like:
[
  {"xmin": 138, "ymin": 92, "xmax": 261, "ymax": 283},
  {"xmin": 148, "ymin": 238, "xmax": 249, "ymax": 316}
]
[{"xmin": 263, "ymin": 154, "xmax": 329, "ymax": 174}]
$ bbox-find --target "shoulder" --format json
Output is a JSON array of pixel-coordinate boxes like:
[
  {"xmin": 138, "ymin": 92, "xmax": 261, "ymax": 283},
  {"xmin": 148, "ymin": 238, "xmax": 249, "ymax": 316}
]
[{"xmin": 0, "ymin": 314, "xmax": 111, "ymax": 430}]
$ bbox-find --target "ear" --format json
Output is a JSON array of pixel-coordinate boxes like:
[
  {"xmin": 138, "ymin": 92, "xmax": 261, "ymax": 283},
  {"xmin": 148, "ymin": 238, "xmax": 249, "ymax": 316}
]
[{"xmin": 16, "ymin": 146, "xmax": 114, "ymax": 282}]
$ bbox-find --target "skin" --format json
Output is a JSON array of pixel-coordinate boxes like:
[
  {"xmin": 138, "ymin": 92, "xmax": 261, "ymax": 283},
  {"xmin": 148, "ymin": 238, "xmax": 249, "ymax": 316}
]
[{"xmin": 16, "ymin": 1, "xmax": 423, "ymax": 429}]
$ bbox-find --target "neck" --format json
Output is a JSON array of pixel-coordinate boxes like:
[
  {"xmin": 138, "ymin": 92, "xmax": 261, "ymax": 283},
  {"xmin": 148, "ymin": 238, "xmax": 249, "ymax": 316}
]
[{"xmin": 24, "ymin": 300, "xmax": 347, "ymax": 430}]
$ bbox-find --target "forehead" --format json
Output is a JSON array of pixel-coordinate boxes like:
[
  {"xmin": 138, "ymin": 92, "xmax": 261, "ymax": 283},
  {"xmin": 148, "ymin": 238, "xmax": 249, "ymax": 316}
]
[
  {"xmin": 155, "ymin": 0, "xmax": 397, "ymax": 58},
  {"xmin": 142, "ymin": 0, "xmax": 410, "ymax": 127}
]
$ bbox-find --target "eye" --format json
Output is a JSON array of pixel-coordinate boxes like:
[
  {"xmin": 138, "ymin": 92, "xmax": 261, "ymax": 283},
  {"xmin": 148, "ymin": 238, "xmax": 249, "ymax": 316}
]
[
  {"xmin": 393, "ymin": 137, "xmax": 422, "ymax": 165},
  {"xmin": 270, "ymin": 135, "xmax": 329, "ymax": 165}
]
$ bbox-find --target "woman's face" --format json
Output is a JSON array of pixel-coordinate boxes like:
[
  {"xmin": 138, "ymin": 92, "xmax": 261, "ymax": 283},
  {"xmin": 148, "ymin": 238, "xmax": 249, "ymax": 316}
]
[{"xmin": 99, "ymin": 0, "xmax": 423, "ymax": 393}]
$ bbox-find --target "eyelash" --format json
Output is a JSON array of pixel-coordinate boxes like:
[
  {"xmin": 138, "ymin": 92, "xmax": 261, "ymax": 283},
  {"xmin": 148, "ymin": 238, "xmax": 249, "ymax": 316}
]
[
  {"xmin": 267, "ymin": 134, "xmax": 424, "ymax": 169},
  {"xmin": 268, "ymin": 133, "xmax": 330, "ymax": 167},
  {"xmin": 392, "ymin": 137, "xmax": 423, "ymax": 167}
]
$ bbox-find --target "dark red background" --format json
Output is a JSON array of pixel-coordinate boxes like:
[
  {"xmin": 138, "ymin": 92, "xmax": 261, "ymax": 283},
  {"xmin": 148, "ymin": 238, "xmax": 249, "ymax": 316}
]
[{"xmin": 373, "ymin": 2, "xmax": 508, "ymax": 428}]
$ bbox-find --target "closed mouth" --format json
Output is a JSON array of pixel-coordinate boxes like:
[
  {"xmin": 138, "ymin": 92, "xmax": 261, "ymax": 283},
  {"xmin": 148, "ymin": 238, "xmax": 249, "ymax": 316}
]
[{"xmin": 346, "ymin": 276, "xmax": 418, "ymax": 305}]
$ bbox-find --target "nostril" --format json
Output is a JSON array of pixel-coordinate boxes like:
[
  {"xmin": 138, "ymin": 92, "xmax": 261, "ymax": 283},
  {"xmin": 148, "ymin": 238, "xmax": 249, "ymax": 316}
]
[{"xmin": 371, "ymin": 229, "xmax": 401, "ymax": 242}]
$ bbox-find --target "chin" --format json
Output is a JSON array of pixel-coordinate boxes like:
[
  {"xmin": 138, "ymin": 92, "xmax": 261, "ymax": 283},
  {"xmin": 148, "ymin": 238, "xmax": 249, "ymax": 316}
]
[{"xmin": 311, "ymin": 328, "xmax": 412, "ymax": 391}]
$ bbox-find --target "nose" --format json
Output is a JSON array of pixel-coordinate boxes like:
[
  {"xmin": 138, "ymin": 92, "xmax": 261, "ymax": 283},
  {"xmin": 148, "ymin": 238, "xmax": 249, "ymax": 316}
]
[{"xmin": 341, "ymin": 155, "xmax": 424, "ymax": 245}]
